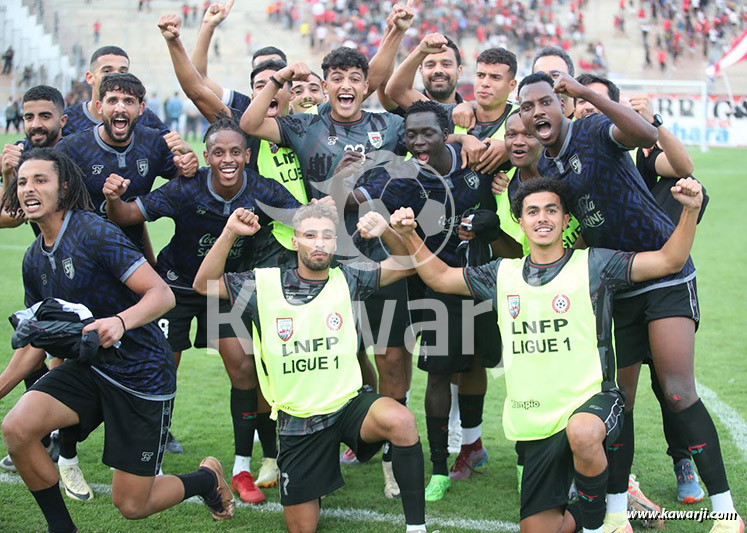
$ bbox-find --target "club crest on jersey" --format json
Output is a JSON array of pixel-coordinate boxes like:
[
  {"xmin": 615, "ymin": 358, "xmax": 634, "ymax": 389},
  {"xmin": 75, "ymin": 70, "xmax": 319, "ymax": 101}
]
[
  {"xmin": 92, "ymin": 164, "xmax": 104, "ymax": 175},
  {"xmin": 552, "ymin": 294, "xmax": 571, "ymax": 314},
  {"xmin": 326, "ymin": 312, "xmax": 343, "ymax": 331},
  {"xmin": 277, "ymin": 318, "xmax": 293, "ymax": 342},
  {"xmin": 507, "ymin": 295, "xmax": 520, "ymax": 319},
  {"xmin": 463, "ymin": 171, "xmax": 480, "ymax": 190},
  {"xmin": 368, "ymin": 131, "xmax": 383, "ymax": 149},
  {"xmin": 137, "ymin": 159, "xmax": 149, "ymax": 177},
  {"xmin": 569, "ymin": 154, "xmax": 582, "ymax": 174},
  {"xmin": 62, "ymin": 258, "xmax": 75, "ymax": 280},
  {"xmin": 269, "ymin": 142, "xmax": 280, "ymax": 154}
]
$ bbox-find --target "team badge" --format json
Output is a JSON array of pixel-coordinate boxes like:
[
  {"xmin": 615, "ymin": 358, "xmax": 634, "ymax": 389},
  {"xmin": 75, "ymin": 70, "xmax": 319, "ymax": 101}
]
[
  {"xmin": 552, "ymin": 294, "xmax": 571, "ymax": 314},
  {"xmin": 569, "ymin": 154, "xmax": 582, "ymax": 174},
  {"xmin": 368, "ymin": 131, "xmax": 383, "ymax": 149},
  {"xmin": 62, "ymin": 258, "xmax": 75, "ymax": 280},
  {"xmin": 507, "ymin": 295, "xmax": 520, "ymax": 319},
  {"xmin": 92, "ymin": 164, "xmax": 104, "ymax": 175},
  {"xmin": 277, "ymin": 318, "xmax": 294, "ymax": 342},
  {"xmin": 166, "ymin": 270, "xmax": 178, "ymax": 281},
  {"xmin": 463, "ymin": 172, "xmax": 480, "ymax": 190},
  {"xmin": 269, "ymin": 142, "xmax": 280, "ymax": 154},
  {"xmin": 327, "ymin": 136, "xmax": 338, "ymax": 145},
  {"xmin": 137, "ymin": 158, "xmax": 149, "ymax": 177},
  {"xmin": 326, "ymin": 312, "xmax": 343, "ymax": 331}
]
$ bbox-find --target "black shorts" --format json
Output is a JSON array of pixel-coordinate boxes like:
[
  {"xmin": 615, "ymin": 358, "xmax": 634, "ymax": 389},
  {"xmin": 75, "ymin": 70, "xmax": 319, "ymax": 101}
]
[
  {"xmin": 157, "ymin": 287, "xmax": 237, "ymax": 352},
  {"xmin": 613, "ymin": 279, "xmax": 699, "ymax": 368},
  {"xmin": 360, "ymin": 277, "xmax": 411, "ymax": 349},
  {"xmin": 517, "ymin": 389, "xmax": 624, "ymax": 520},
  {"xmin": 30, "ymin": 360, "xmax": 172, "ymax": 476},
  {"xmin": 416, "ymin": 288, "xmax": 496, "ymax": 373},
  {"xmin": 276, "ymin": 392, "xmax": 384, "ymax": 505}
]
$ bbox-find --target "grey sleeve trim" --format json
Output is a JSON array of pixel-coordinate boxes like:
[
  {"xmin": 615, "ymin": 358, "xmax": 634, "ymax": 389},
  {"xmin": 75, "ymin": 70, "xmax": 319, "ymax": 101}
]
[
  {"xmin": 608, "ymin": 123, "xmax": 634, "ymax": 150},
  {"xmin": 134, "ymin": 197, "xmax": 151, "ymax": 221},
  {"xmin": 120, "ymin": 257, "xmax": 147, "ymax": 284}
]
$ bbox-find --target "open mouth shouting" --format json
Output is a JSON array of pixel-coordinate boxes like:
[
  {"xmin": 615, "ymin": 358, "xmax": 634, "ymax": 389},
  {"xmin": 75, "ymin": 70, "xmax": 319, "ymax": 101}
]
[
  {"xmin": 22, "ymin": 195, "xmax": 42, "ymax": 216},
  {"xmin": 413, "ymin": 150, "xmax": 430, "ymax": 165},
  {"xmin": 337, "ymin": 93, "xmax": 355, "ymax": 110},
  {"xmin": 534, "ymin": 119, "xmax": 553, "ymax": 141}
]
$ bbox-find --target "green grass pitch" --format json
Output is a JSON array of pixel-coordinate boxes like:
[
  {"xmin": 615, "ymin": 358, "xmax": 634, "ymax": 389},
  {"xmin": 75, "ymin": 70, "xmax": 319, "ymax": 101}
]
[{"xmin": 0, "ymin": 132, "xmax": 745, "ymax": 532}]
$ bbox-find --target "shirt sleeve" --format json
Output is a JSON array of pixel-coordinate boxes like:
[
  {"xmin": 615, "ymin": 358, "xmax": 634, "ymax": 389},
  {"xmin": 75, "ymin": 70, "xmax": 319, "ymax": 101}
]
[
  {"xmin": 88, "ymin": 220, "xmax": 148, "ymax": 284},
  {"xmin": 585, "ymin": 113, "xmax": 630, "ymax": 152},
  {"xmin": 134, "ymin": 178, "xmax": 183, "ymax": 222},
  {"xmin": 274, "ymin": 113, "xmax": 312, "ymax": 150},
  {"xmin": 341, "ymin": 263, "xmax": 380, "ymax": 302},
  {"xmin": 636, "ymin": 146, "xmax": 662, "ymax": 191},
  {"xmin": 223, "ymin": 270, "xmax": 258, "ymax": 317},
  {"xmin": 464, "ymin": 259, "xmax": 501, "ymax": 303},
  {"xmin": 156, "ymin": 135, "xmax": 180, "ymax": 180},
  {"xmin": 587, "ymin": 248, "xmax": 636, "ymax": 293},
  {"xmin": 254, "ymin": 176, "xmax": 302, "ymax": 226}
]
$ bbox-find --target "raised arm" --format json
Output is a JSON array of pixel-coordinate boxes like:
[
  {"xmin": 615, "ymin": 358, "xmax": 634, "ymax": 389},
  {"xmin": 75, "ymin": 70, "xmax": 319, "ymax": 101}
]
[
  {"xmin": 191, "ymin": 1, "xmax": 235, "ymax": 102},
  {"xmin": 390, "ymin": 207, "xmax": 470, "ymax": 295},
  {"xmin": 193, "ymin": 208, "xmax": 261, "ymax": 298},
  {"xmin": 630, "ymin": 177, "xmax": 702, "ymax": 282},
  {"xmin": 102, "ymin": 173, "xmax": 147, "ymax": 227},
  {"xmin": 367, "ymin": 1, "xmax": 415, "ymax": 107},
  {"xmin": 356, "ymin": 211, "xmax": 414, "ymax": 286},
  {"xmin": 554, "ymin": 72, "xmax": 658, "ymax": 148},
  {"xmin": 385, "ymin": 33, "xmax": 450, "ymax": 110},
  {"xmin": 240, "ymin": 62, "xmax": 310, "ymax": 143},
  {"xmin": 629, "ymin": 94, "xmax": 694, "ymax": 177},
  {"xmin": 158, "ymin": 14, "xmax": 230, "ymax": 123}
]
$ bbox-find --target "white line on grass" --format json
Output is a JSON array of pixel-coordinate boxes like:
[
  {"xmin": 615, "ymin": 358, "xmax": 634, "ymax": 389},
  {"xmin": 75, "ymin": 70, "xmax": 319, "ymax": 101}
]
[
  {"xmin": 696, "ymin": 379, "xmax": 747, "ymax": 464},
  {"xmin": 0, "ymin": 244, "xmax": 28, "ymax": 251},
  {"xmin": 0, "ymin": 472, "xmax": 519, "ymax": 532}
]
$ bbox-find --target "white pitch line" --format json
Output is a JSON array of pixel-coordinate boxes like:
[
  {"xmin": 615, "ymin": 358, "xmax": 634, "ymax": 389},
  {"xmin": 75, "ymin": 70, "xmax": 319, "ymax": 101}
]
[
  {"xmin": 696, "ymin": 379, "xmax": 747, "ymax": 464},
  {"xmin": 0, "ymin": 244, "xmax": 28, "ymax": 251},
  {"xmin": 0, "ymin": 472, "xmax": 519, "ymax": 532}
]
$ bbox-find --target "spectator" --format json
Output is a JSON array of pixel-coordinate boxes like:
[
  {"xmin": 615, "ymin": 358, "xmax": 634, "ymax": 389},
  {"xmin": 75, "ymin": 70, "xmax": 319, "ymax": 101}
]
[
  {"xmin": 165, "ymin": 92, "xmax": 184, "ymax": 133},
  {"xmin": 146, "ymin": 92, "xmax": 164, "ymax": 122},
  {"xmin": 4, "ymin": 97, "xmax": 19, "ymax": 134},
  {"xmin": 93, "ymin": 20, "xmax": 101, "ymax": 44},
  {"xmin": 2, "ymin": 46, "xmax": 13, "ymax": 75}
]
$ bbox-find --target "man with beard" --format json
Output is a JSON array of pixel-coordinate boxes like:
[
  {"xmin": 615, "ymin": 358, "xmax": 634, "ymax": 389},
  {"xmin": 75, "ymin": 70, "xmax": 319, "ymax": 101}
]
[
  {"xmin": 1, "ymin": 86, "xmax": 68, "ymax": 227},
  {"xmin": 517, "ymin": 71, "xmax": 742, "ymax": 533},
  {"xmin": 56, "ymin": 73, "xmax": 197, "ymax": 253},
  {"xmin": 193, "ymin": 201, "xmax": 427, "ymax": 533},
  {"xmin": 103, "ymin": 117, "xmax": 301, "ymax": 505},
  {"xmin": 62, "ymin": 46, "xmax": 168, "ymax": 136}
]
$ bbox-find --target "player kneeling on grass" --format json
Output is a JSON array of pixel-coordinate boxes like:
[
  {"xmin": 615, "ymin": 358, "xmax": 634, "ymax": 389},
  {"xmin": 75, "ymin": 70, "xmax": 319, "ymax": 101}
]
[
  {"xmin": 194, "ymin": 202, "xmax": 427, "ymax": 533},
  {"xmin": 390, "ymin": 176, "xmax": 706, "ymax": 533},
  {"xmin": 0, "ymin": 148, "xmax": 235, "ymax": 532}
]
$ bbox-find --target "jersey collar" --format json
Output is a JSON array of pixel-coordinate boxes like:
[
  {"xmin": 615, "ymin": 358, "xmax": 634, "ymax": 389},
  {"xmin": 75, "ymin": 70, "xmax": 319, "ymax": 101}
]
[{"xmin": 38, "ymin": 210, "xmax": 73, "ymax": 256}]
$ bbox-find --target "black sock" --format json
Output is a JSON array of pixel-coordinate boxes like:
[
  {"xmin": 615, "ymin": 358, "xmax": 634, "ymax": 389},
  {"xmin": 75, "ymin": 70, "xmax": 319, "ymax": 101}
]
[
  {"xmin": 425, "ymin": 416, "xmax": 449, "ymax": 475},
  {"xmin": 30, "ymin": 483, "xmax": 75, "ymax": 533},
  {"xmin": 24, "ymin": 365, "xmax": 48, "ymax": 390},
  {"xmin": 607, "ymin": 410, "xmax": 634, "ymax": 493},
  {"xmin": 382, "ymin": 398, "xmax": 407, "ymax": 463},
  {"xmin": 256, "ymin": 412, "xmax": 278, "ymax": 458},
  {"xmin": 177, "ymin": 468, "xmax": 217, "ymax": 500},
  {"xmin": 674, "ymin": 399, "xmax": 729, "ymax": 495},
  {"xmin": 565, "ymin": 500, "xmax": 584, "ymax": 533},
  {"xmin": 650, "ymin": 365, "xmax": 690, "ymax": 464},
  {"xmin": 458, "ymin": 393, "xmax": 484, "ymax": 431},
  {"xmin": 230, "ymin": 387, "xmax": 257, "ymax": 456},
  {"xmin": 392, "ymin": 440, "xmax": 425, "ymax": 526},
  {"xmin": 575, "ymin": 467, "xmax": 608, "ymax": 529},
  {"xmin": 58, "ymin": 428, "xmax": 77, "ymax": 460}
]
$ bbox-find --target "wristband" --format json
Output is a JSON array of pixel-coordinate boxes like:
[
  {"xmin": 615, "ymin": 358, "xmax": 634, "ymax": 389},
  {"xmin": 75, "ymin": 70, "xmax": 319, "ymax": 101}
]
[
  {"xmin": 114, "ymin": 314, "xmax": 127, "ymax": 333},
  {"xmin": 269, "ymin": 75, "xmax": 284, "ymax": 89}
]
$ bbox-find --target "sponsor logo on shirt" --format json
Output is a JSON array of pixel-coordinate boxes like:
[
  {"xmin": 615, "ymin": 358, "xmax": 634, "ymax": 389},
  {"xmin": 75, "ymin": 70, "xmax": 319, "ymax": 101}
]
[
  {"xmin": 577, "ymin": 194, "xmax": 606, "ymax": 228},
  {"xmin": 327, "ymin": 136, "xmax": 338, "ymax": 145},
  {"xmin": 92, "ymin": 164, "xmax": 104, "ymax": 175}
]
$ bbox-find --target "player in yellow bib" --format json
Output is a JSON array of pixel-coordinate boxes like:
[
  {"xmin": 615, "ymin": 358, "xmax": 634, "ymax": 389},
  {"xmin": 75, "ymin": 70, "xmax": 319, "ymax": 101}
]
[
  {"xmin": 389, "ymin": 176, "xmax": 710, "ymax": 533},
  {"xmin": 193, "ymin": 202, "xmax": 427, "ymax": 533}
]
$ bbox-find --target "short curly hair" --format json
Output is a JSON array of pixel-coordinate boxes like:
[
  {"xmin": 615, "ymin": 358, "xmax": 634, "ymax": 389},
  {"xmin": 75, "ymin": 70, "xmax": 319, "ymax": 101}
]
[
  {"xmin": 321, "ymin": 47, "xmax": 369, "ymax": 79},
  {"xmin": 510, "ymin": 177, "xmax": 571, "ymax": 221}
]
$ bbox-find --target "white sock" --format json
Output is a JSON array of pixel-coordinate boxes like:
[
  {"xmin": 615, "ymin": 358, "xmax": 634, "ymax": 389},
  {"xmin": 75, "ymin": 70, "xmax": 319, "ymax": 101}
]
[
  {"xmin": 233, "ymin": 455, "xmax": 251, "ymax": 476},
  {"xmin": 57, "ymin": 455, "xmax": 79, "ymax": 467},
  {"xmin": 710, "ymin": 491, "xmax": 735, "ymax": 513},
  {"xmin": 405, "ymin": 525, "xmax": 426, "ymax": 532},
  {"xmin": 448, "ymin": 383, "xmax": 460, "ymax": 428},
  {"xmin": 606, "ymin": 492, "xmax": 628, "ymax": 514},
  {"xmin": 462, "ymin": 424, "xmax": 482, "ymax": 446},
  {"xmin": 583, "ymin": 527, "xmax": 602, "ymax": 533}
]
